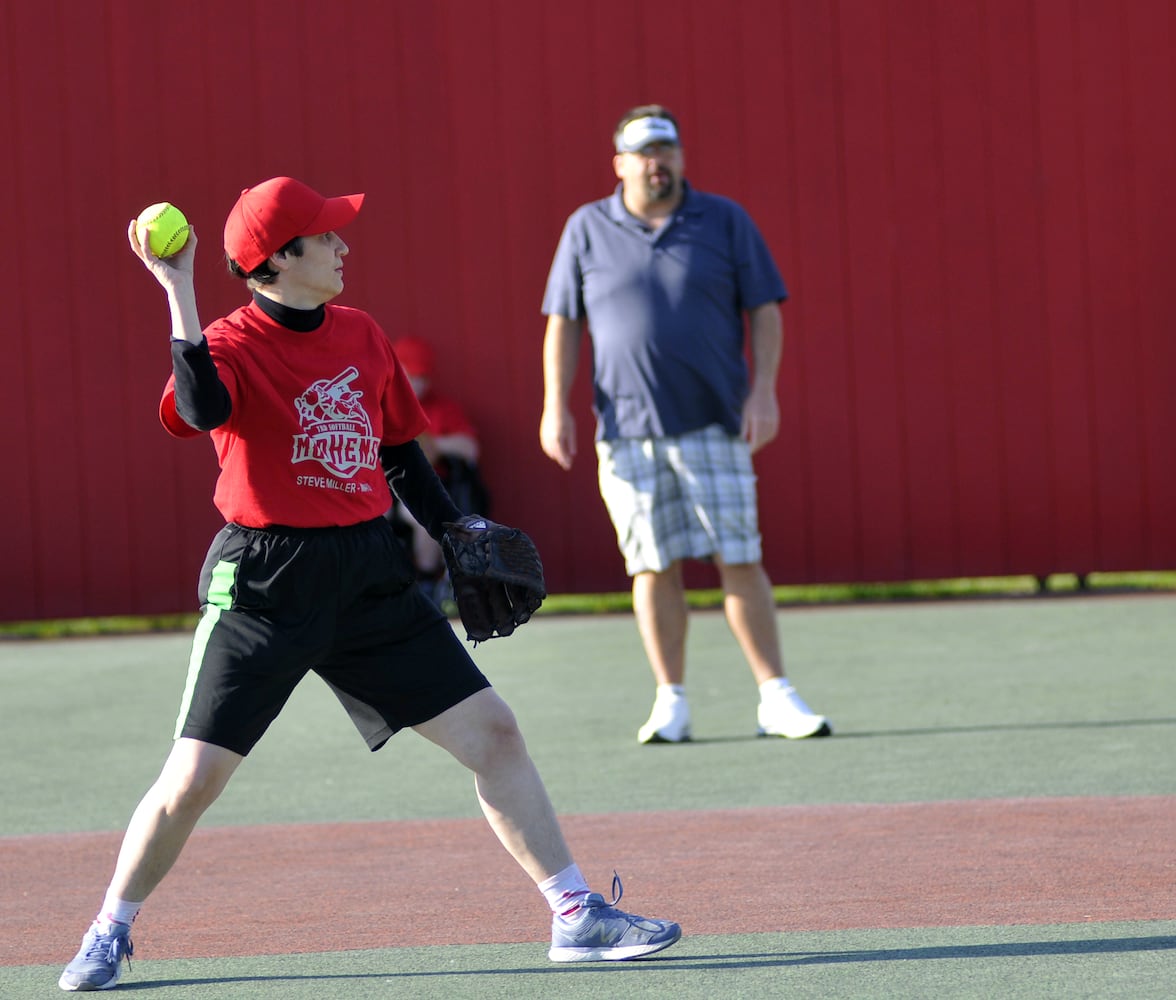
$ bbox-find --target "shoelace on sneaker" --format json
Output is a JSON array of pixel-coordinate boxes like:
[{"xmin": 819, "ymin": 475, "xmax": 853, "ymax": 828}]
[
  {"xmin": 578, "ymin": 870, "xmax": 625, "ymax": 908},
  {"xmin": 607, "ymin": 871, "xmax": 623, "ymax": 907},
  {"xmin": 86, "ymin": 927, "xmax": 133, "ymax": 970},
  {"xmin": 567, "ymin": 871, "xmax": 625, "ymax": 919}
]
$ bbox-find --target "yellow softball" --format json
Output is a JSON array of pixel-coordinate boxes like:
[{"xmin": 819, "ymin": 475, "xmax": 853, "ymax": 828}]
[{"xmin": 136, "ymin": 202, "xmax": 190, "ymax": 258}]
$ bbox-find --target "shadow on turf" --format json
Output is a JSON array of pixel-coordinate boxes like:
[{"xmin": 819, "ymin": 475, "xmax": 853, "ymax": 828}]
[
  {"xmin": 675, "ymin": 716, "xmax": 1176, "ymax": 744},
  {"xmin": 109, "ymin": 934, "xmax": 1176, "ymax": 989},
  {"xmin": 829, "ymin": 716, "xmax": 1176, "ymax": 740},
  {"xmin": 779, "ymin": 934, "xmax": 1176, "ymax": 965}
]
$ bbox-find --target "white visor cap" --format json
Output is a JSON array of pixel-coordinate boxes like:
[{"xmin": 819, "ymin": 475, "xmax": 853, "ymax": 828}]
[{"xmin": 616, "ymin": 116, "xmax": 680, "ymax": 153}]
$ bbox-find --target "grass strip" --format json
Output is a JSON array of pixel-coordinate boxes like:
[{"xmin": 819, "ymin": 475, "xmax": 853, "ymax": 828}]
[{"xmin": 2, "ymin": 572, "xmax": 1172, "ymax": 639}]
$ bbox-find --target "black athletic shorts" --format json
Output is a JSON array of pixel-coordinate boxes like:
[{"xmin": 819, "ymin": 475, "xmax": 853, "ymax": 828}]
[{"xmin": 174, "ymin": 517, "xmax": 491, "ymax": 756}]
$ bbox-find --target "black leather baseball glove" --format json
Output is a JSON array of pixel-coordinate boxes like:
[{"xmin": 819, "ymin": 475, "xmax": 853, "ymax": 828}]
[{"xmin": 441, "ymin": 515, "xmax": 546, "ymax": 643}]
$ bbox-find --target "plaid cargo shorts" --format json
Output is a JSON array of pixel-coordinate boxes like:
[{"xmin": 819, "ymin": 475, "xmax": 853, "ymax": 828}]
[{"xmin": 595, "ymin": 424, "xmax": 762, "ymax": 576}]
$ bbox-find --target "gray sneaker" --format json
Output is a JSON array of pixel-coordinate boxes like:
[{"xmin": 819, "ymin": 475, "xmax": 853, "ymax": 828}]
[
  {"xmin": 548, "ymin": 874, "xmax": 681, "ymax": 962},
  {"xmin": 59, "ymin": 921, "xmax": 133, "ymax": 992}
]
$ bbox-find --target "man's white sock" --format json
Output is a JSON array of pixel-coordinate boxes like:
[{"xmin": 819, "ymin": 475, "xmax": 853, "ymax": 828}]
[{"xmin": 758, "ymin": 677, "xmax": 793, "ymax": 699}]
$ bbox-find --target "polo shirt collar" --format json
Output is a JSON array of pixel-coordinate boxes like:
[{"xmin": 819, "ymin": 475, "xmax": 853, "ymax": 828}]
[{"xmin": 608, "ymin": 180, "xmax": 697, "ymax": 228}]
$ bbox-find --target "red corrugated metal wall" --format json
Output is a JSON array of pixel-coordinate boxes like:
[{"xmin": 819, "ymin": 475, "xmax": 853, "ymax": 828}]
[{"xmin": 2, "ymin": 0, "xmax": 1173, "ymax": 620}]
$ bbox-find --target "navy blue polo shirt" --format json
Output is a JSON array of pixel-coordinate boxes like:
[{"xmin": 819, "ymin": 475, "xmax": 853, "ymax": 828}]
[{"xmin": 542, "ymin": 182, "xmax": 787, "ymax": 440}]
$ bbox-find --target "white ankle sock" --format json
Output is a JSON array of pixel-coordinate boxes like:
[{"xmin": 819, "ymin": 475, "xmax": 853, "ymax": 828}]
[
  {"xmin": 758, "ymin": 677, "xmax": 792, "ymax": 699},
  {"xmin": 539, "ymin": 863, "xmax": 590, "ymax": 918},
  {"xmin": 96, "ymin": 890, "xmax": 141, "ymax": 932},
  {"xmin": 657, "ymin": 684, "xmax": 685, "ymax": 700}
]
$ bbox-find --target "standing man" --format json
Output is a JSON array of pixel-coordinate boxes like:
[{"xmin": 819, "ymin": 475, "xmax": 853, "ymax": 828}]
[
  {"xmin": 540, "ymin": 106, "xmax": 831, "ymax": 745},
  {"xmin": 58, "ymin": 176, "xmax": 679, "ymax": 992}
]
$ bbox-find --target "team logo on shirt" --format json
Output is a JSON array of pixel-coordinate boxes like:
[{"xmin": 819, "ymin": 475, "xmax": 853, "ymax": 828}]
[{"xmin": 291, "ymin": 367, "xmax": 380, "ymax": 479}]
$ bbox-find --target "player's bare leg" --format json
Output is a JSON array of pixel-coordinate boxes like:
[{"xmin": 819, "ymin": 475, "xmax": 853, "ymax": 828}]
[
  {"xmin": 416, "ymin": 687, "xmax": 682, "ymax": 962},
  {"xmin": 632, "ymin": 563, "xmax": 688, "ymax": 686},
  {"xmin": 110, "ymin": 739, "xmax": 244, "ymax": 901},
  {"xmin": 60, "ymin": 739, "xmax": 242, "ymax": 991},
  {"xmin": 414, "ymin": 688, "xmax": 573, "ymax": 881}
]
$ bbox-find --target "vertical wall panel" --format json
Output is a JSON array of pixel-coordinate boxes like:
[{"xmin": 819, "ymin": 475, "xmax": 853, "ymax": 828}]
[
  {"xmin": 740, "ymin": 0, "xmax": 813, "ymax": 581},
  {"xmin": 0, "ymin": 0, "xmax": 39, "ymax": 609},
  {"xmin": 2, "ymin": 0, "xmax": 1172, "ymax": 620},
  {"xmin": 10, "ymin": 0, "xmax": 88, "ymax": 616},
  {"xmin": 838, "ymin": 1, "xmax": 910, "ymax": 583},
  {"xmin": 62, "ymin": 4, "xmax": 136, "ymax": 612},
  {"xmin": 784, "ymin": 0, "xmax": 863, "ymax": 582},
  {"xmin": 936, "ymin": 0, "xmax": 1009, "ymax": 576},
  {"xmin": 985, "ymin": 0, "xmax": 1056, "ymax": 576},
  {"xmin": 493, "ymin": 8, "xmax": 564, "ymax": 519},
  {"xmin": 1075, "ymin": 3, "xmax": 1150, "ymax": 570},
  {"xmin": 1033, "ymin": 0, "xmax": 1101, "ymax": 573},
  {"xmin": 888, "ymin": 0, "xmax": 960, "ymax": 579},
  {"xmin": 1126, "ymin": 2, "xmax": 1176, "ymax": 566}
]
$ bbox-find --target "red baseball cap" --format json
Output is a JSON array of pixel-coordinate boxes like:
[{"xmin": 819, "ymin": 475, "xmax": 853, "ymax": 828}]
[
  {"xmin": 393, "ymin": 335, "xmax": 436, "ymax": 378},
  {"xmin": 223, "ymin": 176, "xmax": 365, "ymax": 271}
]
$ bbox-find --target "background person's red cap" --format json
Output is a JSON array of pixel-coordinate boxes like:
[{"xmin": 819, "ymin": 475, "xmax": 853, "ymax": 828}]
[
  {"xmin": 393, "ymin": 335, "xmax": 436, "ymax": 378},
  {"xmin": 223, "ymin": 176, "xmax": 365, "ymax": 272}
]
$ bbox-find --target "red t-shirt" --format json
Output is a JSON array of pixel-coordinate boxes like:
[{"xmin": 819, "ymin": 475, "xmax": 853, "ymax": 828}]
[{"xmin": 160, "ymin": 301, "xmax": 427, "ymax": 528}]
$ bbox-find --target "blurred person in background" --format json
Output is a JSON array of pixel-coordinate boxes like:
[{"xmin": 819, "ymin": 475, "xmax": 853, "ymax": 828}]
[
  {"xmin": 389, "ymin": 335, "xmax": 490, "ymax": 605},
  {"xmin": 539, "ymin": 105, "xmax": 831, "ymax": 745}
]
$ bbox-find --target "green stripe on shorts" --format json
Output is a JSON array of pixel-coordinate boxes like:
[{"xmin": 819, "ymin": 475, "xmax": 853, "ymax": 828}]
[
  {"xmin": 173, "ymin": 559, "xmax": 237, "ymax": 740},
  {"xmin": 207, "ymin": 558, "xmax": 238, "ymax": 610}
]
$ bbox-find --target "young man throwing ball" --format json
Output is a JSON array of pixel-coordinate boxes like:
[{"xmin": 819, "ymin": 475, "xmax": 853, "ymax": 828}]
[{"xmin": 58, "ymin": 176, "xmax": 679, "ymax": 992}]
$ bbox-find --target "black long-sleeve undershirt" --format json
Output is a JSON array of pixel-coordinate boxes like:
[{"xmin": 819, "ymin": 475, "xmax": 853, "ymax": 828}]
[
  {"xmin": 171, "ymin": 337, "xmax": 232, "ymax": 430},
  {"xmin": 380, "ymin": 441, "xmax": 462, "ymax": 541}
]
